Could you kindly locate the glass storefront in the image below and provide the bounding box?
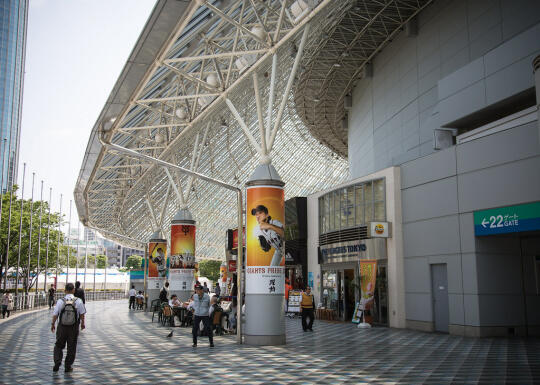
[318,178,385,234]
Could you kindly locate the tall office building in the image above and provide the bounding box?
[0,0,28,192]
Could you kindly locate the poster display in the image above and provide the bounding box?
[287,290,302,313]
[169,224,196,291]
[246,185,285,295]
[148,240,168,289]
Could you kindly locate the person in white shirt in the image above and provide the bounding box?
[128,285,137,310]
[51,283,86,373]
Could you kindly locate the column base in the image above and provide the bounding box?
[244,334,286,346]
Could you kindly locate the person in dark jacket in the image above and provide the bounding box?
[159,282,169,303]
[74,281,85,304]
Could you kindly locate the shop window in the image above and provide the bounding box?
[365,202,373,222]
[374,201,385,221]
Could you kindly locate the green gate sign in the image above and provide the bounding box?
[474,201,540,236]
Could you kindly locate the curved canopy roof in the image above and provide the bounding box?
[75,0,431,257]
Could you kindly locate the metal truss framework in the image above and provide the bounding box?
[295,0,433,157]
[76,0,431,258]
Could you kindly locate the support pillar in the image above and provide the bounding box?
[169,208,196,302]
[147,230,167,304]
[244,163,286,345]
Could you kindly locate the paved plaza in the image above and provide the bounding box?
[0,300,539,384]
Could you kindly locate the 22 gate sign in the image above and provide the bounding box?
[474,202,540,236]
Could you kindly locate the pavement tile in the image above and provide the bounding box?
[1,300,540,384]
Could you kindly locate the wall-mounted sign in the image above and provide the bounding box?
[228,260,237,273]
[319,239,387,264]
[474,201,540,236]
[368,222,391,238]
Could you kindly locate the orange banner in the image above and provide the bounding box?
[148,241,167,278]
[170,224,196,268]
[359,260,377,309]
[246,186,285,267]
[246,185,285,295]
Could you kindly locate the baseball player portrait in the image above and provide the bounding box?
[251,205,285,266]
[151,247,167,277]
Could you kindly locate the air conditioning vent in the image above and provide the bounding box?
[319,226,368,246]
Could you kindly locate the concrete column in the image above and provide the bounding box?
[244,163,286,345]
[147,230,167,304]
[533,55,540,146]
[169,208,196,302]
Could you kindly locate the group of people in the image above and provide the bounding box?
[155,280,240,347]
[128,286,144,310]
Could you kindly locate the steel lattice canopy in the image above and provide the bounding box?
[75,0,430,257]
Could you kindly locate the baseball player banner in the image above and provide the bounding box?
[148,241,168,278]
[246,185,285,295]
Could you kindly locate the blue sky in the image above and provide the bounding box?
[19,0,156,231]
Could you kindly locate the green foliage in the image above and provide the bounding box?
[83,254,107,269]
[125,255,143,270]
[0,186,67,292]
[198,259,221,283]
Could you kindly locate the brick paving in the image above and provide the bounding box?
[0,300,539,384]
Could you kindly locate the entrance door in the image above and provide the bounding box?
[343,269,355,321]
[431,264,449,333]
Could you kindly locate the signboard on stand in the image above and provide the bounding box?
[287,290,302,313]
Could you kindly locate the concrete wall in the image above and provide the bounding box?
[401,119,540,336]
[348,0,540,179]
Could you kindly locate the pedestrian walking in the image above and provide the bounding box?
[2,292,13,318]
[128,285,136,309]
[203,282,209,293]
[301,286,315,332]
[51,282,86,373]
[74,281,86,304]
[214,282,221,297]
[48,285,56,309]
[188,285,213,347]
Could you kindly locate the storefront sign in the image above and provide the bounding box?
[246,185,285,295]
[474,201,540,236]
[287,290,302,313]
[319,239,387,264]
[368,221,391,238]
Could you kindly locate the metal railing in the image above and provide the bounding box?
[5,291,127,312]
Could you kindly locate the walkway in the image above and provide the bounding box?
[0,300,539,384]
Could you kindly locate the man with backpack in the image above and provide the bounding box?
[51,283,86,373]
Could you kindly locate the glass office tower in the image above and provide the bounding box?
[0,0,28,192]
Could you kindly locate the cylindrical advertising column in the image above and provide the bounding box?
[169,208,196,302]
[245,163,286,345]
[147,231,167,303]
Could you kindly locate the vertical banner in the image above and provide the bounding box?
[169,224,196,291]
[246,186,285,295]
[359,260,377,310]
[148,241,167,289]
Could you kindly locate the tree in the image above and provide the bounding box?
[83,254,107,269]
[0,186,68,292]
[125,255,143,270]
[198,259,221,283]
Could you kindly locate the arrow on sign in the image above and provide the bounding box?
[481,218,489,228]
